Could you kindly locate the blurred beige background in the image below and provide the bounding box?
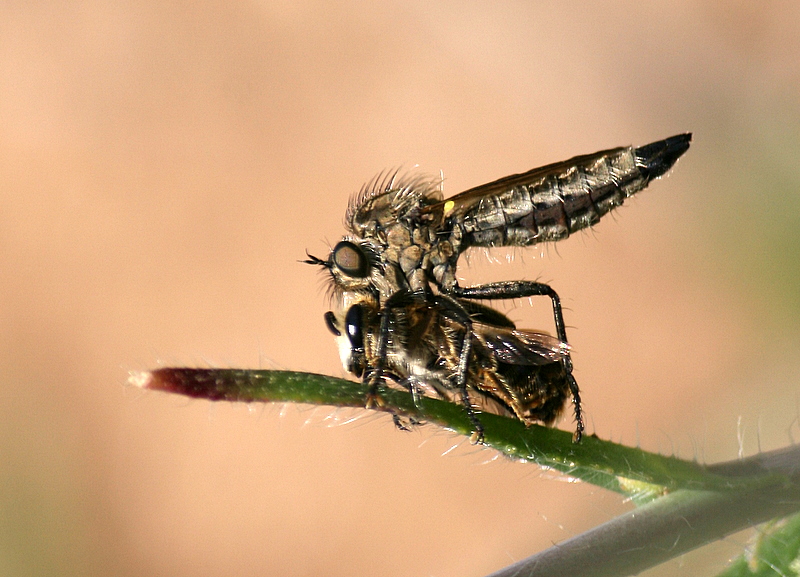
[2,2,800,576]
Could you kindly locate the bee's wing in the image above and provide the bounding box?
[476,323,569,366]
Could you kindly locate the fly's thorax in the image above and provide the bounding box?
[391,219,448,293]
[347,171,443,241]
[344,173,451,297]
[424,239,459,290]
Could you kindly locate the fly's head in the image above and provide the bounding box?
[304,239,389,297]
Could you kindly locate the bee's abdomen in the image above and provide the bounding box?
[458,133,691,248]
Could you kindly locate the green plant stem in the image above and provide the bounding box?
[135,367,800,576]
[136,368,783,496]
[715,511,800,577]
[484,444,800,577]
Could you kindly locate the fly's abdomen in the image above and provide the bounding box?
[453,133,691,248]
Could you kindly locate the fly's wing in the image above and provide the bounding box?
[426,134,691,250]
[475,323,569,366]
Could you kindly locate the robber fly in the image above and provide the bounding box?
[325,291,573,438]
[306,134,691,442]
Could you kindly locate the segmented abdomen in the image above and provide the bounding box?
[453,133,691,248]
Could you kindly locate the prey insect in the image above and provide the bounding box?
[306,134,691,442]
[325,292,572,441]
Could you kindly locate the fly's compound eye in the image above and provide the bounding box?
[323,311,340,336]
[332,241,370,278]
[344,304,365,354]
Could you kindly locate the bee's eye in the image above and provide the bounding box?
[344,304,364,353]
[323,311,340,336]
[332,241,369,278]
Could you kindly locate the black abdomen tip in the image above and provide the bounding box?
[634,133,692,181]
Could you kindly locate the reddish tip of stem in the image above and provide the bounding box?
[133,368,244,401]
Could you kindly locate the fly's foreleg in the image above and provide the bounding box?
[365,290,408,409]
[364,290,429,435]
[448,281,584,442]
[364,304,391,410]
[432,294,485,444]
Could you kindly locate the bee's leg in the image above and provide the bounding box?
[432,294,485,444]
[448,281,584,442]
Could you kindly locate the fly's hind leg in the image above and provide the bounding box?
[448,281,584,442]
[561,357,584,442]
[392,414,422,431]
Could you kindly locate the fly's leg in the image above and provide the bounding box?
[399,375,423,407]
[432,294,485,444]
[449,281,568,339]
[448,281,584,442]
[364,292,402,410]
[564,366,583,443]
[392,414,422,430]
[364,290,423,421]
[365,291,425,432]
[392,376,425,431]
